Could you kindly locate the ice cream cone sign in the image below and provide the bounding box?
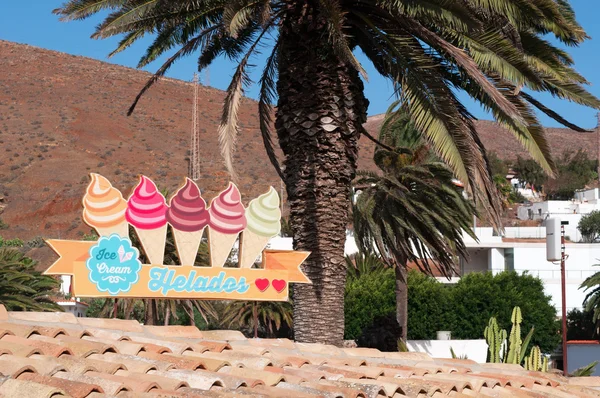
[167,178,209,266]
[207,182,246,268]
[125,175,168,265]
[239,187,281,268]
[82,174,128,238]
[45,173,310,301]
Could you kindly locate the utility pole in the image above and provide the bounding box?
[190,73,200,181]
[561,222,568,374]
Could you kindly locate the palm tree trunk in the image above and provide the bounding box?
[144,299,157,325]
[253,302,258,339]
[188,301,195,326]
[124,300,134,320]
[164,303,171,326]
[395,266,408,343]
[276,1,368,346]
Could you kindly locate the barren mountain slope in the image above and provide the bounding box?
[0,40,597,244]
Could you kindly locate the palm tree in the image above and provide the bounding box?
[54,0,599,345]
[221,300,293,338]
[0,248,62,312]
[353,114,476,342]
[581,264,600,325]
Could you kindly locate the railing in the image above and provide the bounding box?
[485,268,596,280]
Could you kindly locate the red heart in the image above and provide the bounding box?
[272,279,287,293]
[255,278,270,292]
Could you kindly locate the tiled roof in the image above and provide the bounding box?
[0,305,599,397]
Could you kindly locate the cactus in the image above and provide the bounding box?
[506,307,523,364]
[484,317,507,363]
[524,346,545,372]
[542,356,548,372]
[485,306,547,370]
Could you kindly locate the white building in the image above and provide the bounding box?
[57,275,88,317]
[54,298,88,318]
[516,188,600,241]
[461,227,599,316]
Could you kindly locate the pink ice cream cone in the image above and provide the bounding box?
[208,182,246,268]
[167,178,210,266]
[126,176,168,265]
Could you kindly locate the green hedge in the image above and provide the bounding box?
[345,270,561,352]
[344,267,395,340]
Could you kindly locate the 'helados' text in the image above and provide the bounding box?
[148,267,250,295]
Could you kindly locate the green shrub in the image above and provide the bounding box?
[344,267,395,340]
[567,308,599,341]
[451,272,560,353]
[0,236,24,247]
[407,271,456,340]
[578,211,600,243]
[344,268,560,352]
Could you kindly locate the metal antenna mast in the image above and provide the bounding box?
[190,73,200,181]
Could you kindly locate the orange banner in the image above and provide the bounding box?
[45,239,310,301]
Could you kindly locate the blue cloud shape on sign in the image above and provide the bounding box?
[86,234,142,295]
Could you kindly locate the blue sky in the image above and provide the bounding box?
[1,1,599,128]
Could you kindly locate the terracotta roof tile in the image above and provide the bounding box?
[0,354,67,376]
[139,351,204,371]
[88,352,158,373]
[30,334,117,357]
[126,335,190,354]
[116,369,189,390]
[144,325,204,339]
[16,372,103,397]
[7,311,77,324]
[53,370,132,395]
[83,335,146,355]
[0,377,69,397]
[1,334,73,357]
[0,322,40,338]
[198,330,247,341]
[49,354,126,374]
[0,305,596,397]
[77,317,145,333]
[0,340,42,358]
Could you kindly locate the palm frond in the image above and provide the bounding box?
[257,41,283,180]
[127,25,219,115]
[218,26,269,179]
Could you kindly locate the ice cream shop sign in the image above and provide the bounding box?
[44,174,310,300]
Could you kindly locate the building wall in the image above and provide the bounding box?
[489,249,505,275]
[57,303,87,318]
[407,339,487,363]
[462,248,490,274]
[567,343,600,376]
[464,242,600,316]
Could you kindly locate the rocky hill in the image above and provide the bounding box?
[364,114,599,162]
[0,40,597,244]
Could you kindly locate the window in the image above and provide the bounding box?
[504,248,514,271]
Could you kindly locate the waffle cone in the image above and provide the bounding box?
[238,230,272,268]
[133,224,167,265]
[208,229,239,268]
[172,227,205,266]
[94,221,129,239]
